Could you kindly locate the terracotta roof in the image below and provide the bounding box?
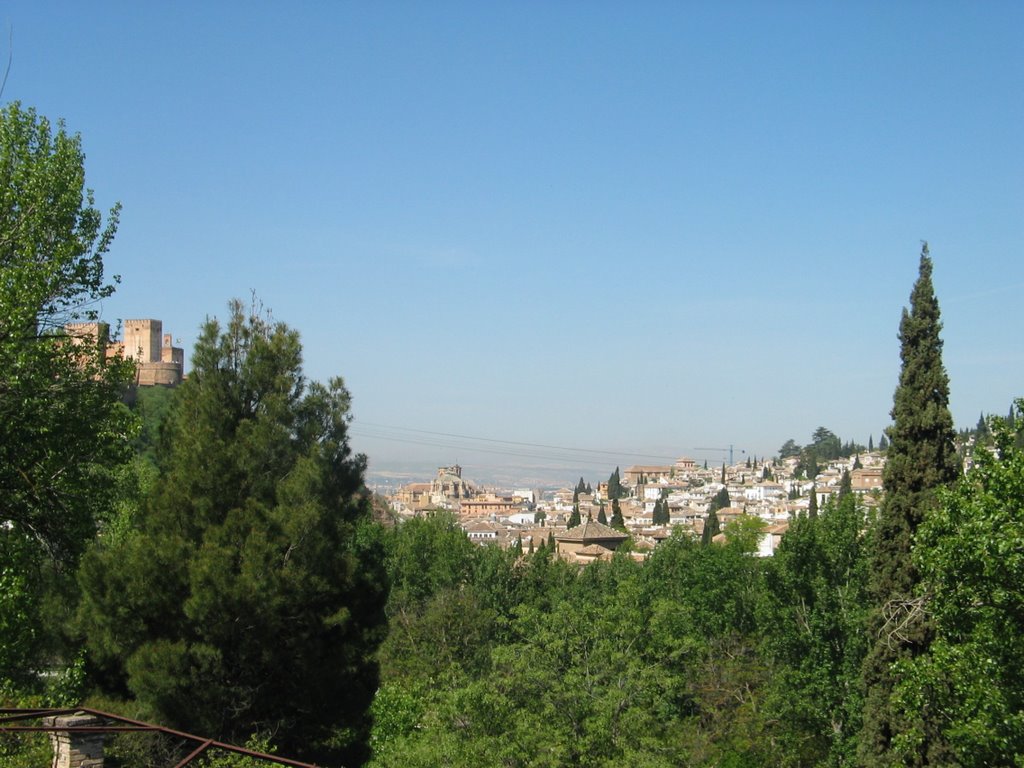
[577,543,614,556]
[556,519,629,542]
[463,520,504,532]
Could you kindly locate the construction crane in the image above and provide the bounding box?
[694,445,746,465]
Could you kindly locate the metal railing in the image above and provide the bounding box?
[0,707,322,768]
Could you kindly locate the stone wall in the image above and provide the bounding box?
[44,713,105,768]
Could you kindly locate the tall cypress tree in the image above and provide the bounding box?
[568,502,581,528]
[839,469,853,499]
[607,467,622,500]
[609,497,625,530]
[859,245,960,766]
[701,507,720,545]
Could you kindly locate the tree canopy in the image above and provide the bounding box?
[0,102,133,691]
[0,101,132,567]
[893,405,1024,764]
[77,300,388,766]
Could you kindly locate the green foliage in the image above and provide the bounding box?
[892,405,1024,765]
[811,427,842,461]
[709,486,730,515]
[0,531,41,688]
[860,244,960,766]
[383,512,475,606]
[722,515,764,554]
[702,507,720,546]
[376,513,523,687]
[0,687,50,768]
[760,492,871,766]
[652,491,670,526]
[795,449,819,480]
[77,300,388,767]
[0,101,133,567]
[368,681,427,763]
[132,384,176,466]
[839,469,853,498]
[609,497,625,530]
[0,102,134,698]
[370,543,769,767]
[607,466,622,500]
[196,734,278,768]
[778,439,802,459]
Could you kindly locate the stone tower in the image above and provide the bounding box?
[123,319,162,363]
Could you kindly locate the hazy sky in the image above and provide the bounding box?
[7,2,1022,479]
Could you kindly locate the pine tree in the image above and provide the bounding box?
[77,300,388,766]
[808,483,818,519]
[869,434,875,452]
[597,502,607,525]
[879,433,889,451]
[859,244,960,767]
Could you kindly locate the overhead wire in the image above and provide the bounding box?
[349,421,680,469]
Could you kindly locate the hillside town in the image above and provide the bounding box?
[388,452,886,562]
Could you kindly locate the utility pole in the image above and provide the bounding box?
[694,445,746,465]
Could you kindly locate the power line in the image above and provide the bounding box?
[353,421,678,462]
[349,429,628,469]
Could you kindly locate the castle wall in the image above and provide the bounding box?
[136,361,182,387]
[123,319,162,363]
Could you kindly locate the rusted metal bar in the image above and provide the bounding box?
[171,738,214,768]
[0,707,325,768]
[2,724,156,732]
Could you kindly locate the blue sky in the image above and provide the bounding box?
[7,2,1022,479]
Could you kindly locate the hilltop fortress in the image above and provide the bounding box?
[66,318,184,387]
